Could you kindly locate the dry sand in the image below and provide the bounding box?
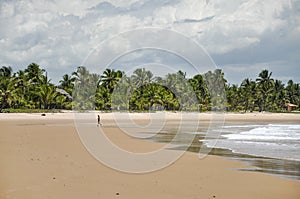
[0,112,299,199]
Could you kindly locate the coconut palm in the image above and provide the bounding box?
[37,83,58,109]
[0,66,13,109]
[270,80,286,110]
[96,69,123,110]
[11,70,28,108]
[188,74,209,111]
[24,63,45,84]
[204,69,227,110]
[131,68,153,88]
[110,74,135,110]
[72,66,100,110]
[100,68,122,93]
[1,63,299,112]
[23,63,47,108]
[256,69,274,111]
[286,80,300,106]
[0,66,12,77]
[240,78,256,112]
[129,68,154,110]
[59,74,75,95]
[226,84,241,111]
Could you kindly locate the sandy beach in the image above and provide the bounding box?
[0,112,299,199]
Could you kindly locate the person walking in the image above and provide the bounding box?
[97,115,102,126]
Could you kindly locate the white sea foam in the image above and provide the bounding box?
[203,124,300,161]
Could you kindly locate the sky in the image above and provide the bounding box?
[0,0,299,85]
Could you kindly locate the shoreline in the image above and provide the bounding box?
[1,113,300,198]
[1,111,300,121]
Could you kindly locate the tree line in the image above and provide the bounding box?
[0,63,299,112]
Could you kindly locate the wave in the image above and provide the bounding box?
[202,124,300,161]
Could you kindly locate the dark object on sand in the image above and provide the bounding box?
[97,115,102,126]
[41,113,46,116]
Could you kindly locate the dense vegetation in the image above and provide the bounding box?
[0,63,299,112]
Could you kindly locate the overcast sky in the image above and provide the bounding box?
[0,0,299,84]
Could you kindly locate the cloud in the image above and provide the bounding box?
[221,60,300,85]
[0,0,299,84]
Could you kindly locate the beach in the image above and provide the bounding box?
[0,112,299,199]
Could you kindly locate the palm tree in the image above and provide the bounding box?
[37,83,58,109]
[226,84,241,111]
[0,66,13,109]
[109,74,135,111]
[271,80,286,110]
[97,69,123,110]
[1,64,298,113]
[72,66,100,110]
[128,83,174,111]
[56,74,74,109]
[286,80,300,106]
[59,74,75,95]
[72,66,90,85]
[188,74,209,111]
[240,78,256,112]
[204,69,227,110]
[162,71,189,110]
[95,84,109,110]
[163,73,177,92]
[24,63,45,84]
[11,70,27,108]
[129,68,154,110]
[0,66,12,77]
[256,69,274,112]
[55,95,68,109]
[22,63,47,108]
[131,68,153,88]
[100,68,122,93]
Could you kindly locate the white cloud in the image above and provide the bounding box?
[107,0,142,8]
[169,0,294,54]
[221,59,300,85]
[0,0,299,83]
[0,1,15,18]
[152,6,177,26]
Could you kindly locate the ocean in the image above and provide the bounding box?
[150,122,300,181]
[200,123,300,181]
[203,124,300,161]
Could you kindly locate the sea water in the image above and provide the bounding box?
[198,123,300,181]
[203,124,300,161]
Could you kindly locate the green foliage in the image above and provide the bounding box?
[0,63,73,111]
[72,66,100,111]
[129,83,180,111]
[0,64,299,113]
